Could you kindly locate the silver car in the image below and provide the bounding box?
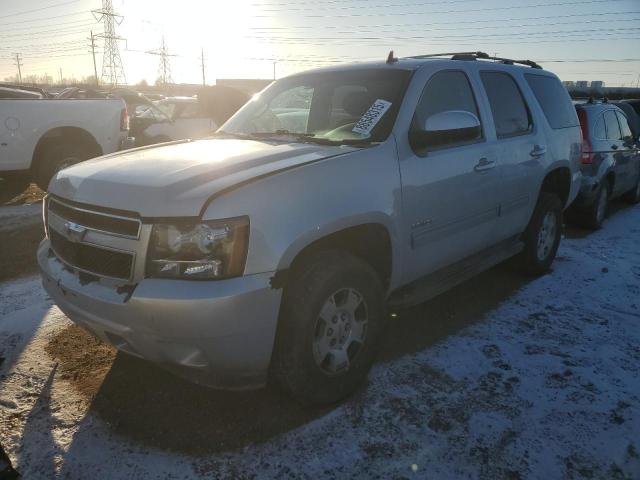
[39,52,582,404]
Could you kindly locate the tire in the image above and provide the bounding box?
[622,174,640,204]
[271,250,385,405]
[518,192,563,276]
[33,144,92,191]
[583,182,609,229]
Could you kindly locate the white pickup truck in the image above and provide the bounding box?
[0,98,134,191]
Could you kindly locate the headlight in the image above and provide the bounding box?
[146,217,249,280]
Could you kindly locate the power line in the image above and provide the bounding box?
[0,25,95,39]
[259,0,480,12]
[254,0,630,18]
[0,18,92,33]
[248,26,640,42]
[0,10,88,27]
[0,0,83,20]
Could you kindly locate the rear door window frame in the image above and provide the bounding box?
[410,68,485,155]
[479,70,534,140]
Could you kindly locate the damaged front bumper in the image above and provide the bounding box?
[38,239,282,390]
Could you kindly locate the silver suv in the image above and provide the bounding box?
[39,52,582,404]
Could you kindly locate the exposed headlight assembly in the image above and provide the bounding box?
[146,217,249,280]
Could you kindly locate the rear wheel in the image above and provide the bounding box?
[623,174,640,204]
[271,251,385,405]
[33,144,93,191]
[583,182,609,229]
[518,192,563,276]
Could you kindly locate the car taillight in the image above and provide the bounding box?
[120,108,129,131]
[577,108,593,164]
[580,140,594,164]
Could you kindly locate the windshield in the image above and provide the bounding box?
[219,68,412,145]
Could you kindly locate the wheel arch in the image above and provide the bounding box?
[539,166,571,207]
[31,126,102,169]
[275,219,395,292]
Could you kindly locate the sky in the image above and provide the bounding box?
[0,0,639,86]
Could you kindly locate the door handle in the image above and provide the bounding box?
[474,157,496,172]
[530,145,547,157]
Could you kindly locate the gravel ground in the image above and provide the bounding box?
[0,204,638,479]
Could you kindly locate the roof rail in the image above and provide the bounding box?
[405,51,542,69]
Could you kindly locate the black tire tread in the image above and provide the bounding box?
[271,250,384,405]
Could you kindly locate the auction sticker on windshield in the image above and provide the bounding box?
[352,99,392,135]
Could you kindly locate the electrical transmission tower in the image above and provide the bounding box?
[92,0,126,86]
[147,36,176,85]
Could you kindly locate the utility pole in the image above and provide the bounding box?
[59,68,63,84]
[93,0,127,86]
[88,31,99,86]
[200,47,206,86]
[273,61,276,80]
[13,53,23,83]
[146,35,176,85]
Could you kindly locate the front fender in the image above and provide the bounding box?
[200,140,404,287]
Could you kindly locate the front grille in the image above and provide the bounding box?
[49,197,140,238]
[49,229,134,280]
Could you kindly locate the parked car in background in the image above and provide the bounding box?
[570,100,640,228]
[622,98,640,117]
[613,100,640,139]
[0,97,134,191]
[132,86,250,146]
[39,52,582,404]
[0,86,44,99]
[140,96,217,144]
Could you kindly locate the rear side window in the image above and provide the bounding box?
[604,110,622,140]
[414,70,480,122]
[593,114,607,139]
[525,74,579,129]
[480,72,531,138]
[616,111,633,141]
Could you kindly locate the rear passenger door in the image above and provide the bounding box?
[615,110,640,192]
[478,71,545,240]
[603,109,630,195]
[398,70,501,282]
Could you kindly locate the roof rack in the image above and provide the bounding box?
[405,51,542,69]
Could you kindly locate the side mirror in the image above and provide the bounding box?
[410,110,481,151]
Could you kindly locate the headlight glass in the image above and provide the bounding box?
[146,217,249,280]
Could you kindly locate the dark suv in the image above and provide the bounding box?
[571,100,640,228]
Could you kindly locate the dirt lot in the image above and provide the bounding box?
[0,203,638,479]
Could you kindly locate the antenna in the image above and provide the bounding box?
[93,0,127,86]
[386,50,398,64]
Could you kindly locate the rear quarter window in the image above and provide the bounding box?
[525,74,579,129]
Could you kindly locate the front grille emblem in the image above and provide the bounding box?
[64,221,87,243]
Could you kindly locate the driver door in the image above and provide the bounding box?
[399,70,502,283]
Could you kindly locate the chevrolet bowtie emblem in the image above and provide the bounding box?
[64,221,87,243]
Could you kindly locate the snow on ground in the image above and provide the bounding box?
[1,205,639,479]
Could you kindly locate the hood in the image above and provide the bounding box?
[49,138,355,217]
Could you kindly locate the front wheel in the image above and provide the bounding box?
[271,251,385,405]
[518,192,563,276]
